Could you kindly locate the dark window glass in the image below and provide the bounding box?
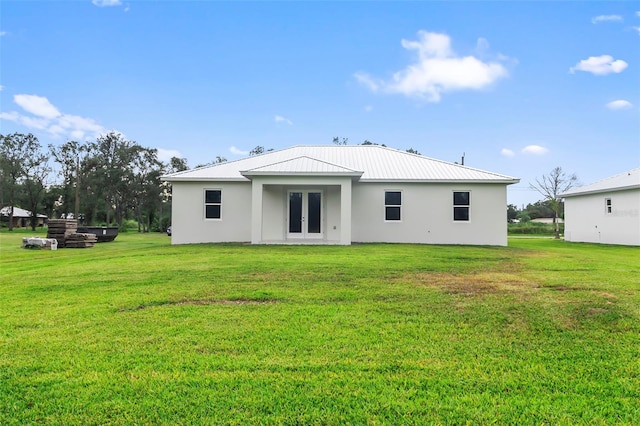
[454,207,469,221]
[206,205,221,219]
[205,190,221,204]
[289,192,302,233]
[385,191,402,205]
[386,206,401,221]
[453,191,470,205]
[307,192,321,233]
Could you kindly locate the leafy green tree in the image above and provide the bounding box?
[50,140,90,219]
[333,137,348,145]
[250,146,265,156]
[89,131,141,227]
[130,148,163,232]
[22,149,51,231]
[406,148,421,155]
[0,133,43,231]
[507,204,520,221]
[530,166,578,239]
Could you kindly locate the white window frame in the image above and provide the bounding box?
[384,190,402,222]
[453,191,470,222]
[204,189,222,220]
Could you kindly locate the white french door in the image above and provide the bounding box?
[287,190,323,239]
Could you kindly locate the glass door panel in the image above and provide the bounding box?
[287,190,323,239]
[307,192,321,234]
[288,192,303,234]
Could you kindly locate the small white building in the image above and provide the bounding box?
[561,168,640,246]
[162,145,519,246]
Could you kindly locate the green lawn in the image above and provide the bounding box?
[1,230,639,425]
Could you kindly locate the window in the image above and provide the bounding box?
[205,189,221,219]
[605,198,612,214]
[453,191,470,221]
[385,191,401,221]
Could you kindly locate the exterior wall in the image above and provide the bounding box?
[259,184,342,242]
[351,182,508,246]
[170,181,252,244]
[564,189,640,246]
[171,179,510,246]
[250,176,351,244]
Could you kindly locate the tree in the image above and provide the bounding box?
[530,166,578,239]
[130,147,163,232]
[89,131,141,227]
[0,133,43,231]
[406,148,421,155]
[507,204,520,222]
[215,156,227,163]
[333,137,348,145]
[50,140,90,219]
[22,148,51,230]
[250,146,265,156]
[169,156,188,173]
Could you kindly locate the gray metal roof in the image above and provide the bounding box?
[163,145,519,183]
[241,156,363,177]
[561,168,640,197]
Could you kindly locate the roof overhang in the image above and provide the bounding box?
[561,184,640,198]
[240,156,364,180]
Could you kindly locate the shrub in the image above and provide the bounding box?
[508,222,564,235]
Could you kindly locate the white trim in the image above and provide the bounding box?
[204,188,222,220]
[384,189,403,222]
[453,190,471,223]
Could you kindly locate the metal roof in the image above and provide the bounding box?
[0,206,47,218]
[561,168,640,197]
[163,145,519,183]
[241,156,363,177]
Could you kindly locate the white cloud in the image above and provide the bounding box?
[0,31,6,36]
[14,94,61,119]
[501,148,515,157]
[355,30,510,102]
[274,115,293,125]
[591,15,623,24]
[637,11,640,17]
[0,94,106,140]
[229,146,249,155]
[364,105,373,112]
[522,145,548,155]
[92,0,122,6]
[606,100,633,110]
[157,148,183,163]
[633,26,640,35]
[569,55,628,75]
[0,85,4,91]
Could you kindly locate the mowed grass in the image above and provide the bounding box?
[1,231,639,425]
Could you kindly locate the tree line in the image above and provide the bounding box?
[0,132,190,232]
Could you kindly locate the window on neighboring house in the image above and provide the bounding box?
[605,198,612,214]
[453,191,470,221]
[205,189,222,219]
[385,191,402,221]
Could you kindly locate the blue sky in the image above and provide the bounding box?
[1,1,638,207]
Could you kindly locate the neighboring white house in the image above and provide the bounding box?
[162,145,519,246]
[0,206,48,228]
[560,168,640,246]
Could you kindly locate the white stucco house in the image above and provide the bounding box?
[162,145,519,246]
[560,168,640,246]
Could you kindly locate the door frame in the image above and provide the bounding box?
[286,189,324,240]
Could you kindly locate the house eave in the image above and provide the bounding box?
[361,178,520,184]
[561,184,640,198]
[161,176,249,183]
[240,171,364,179]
